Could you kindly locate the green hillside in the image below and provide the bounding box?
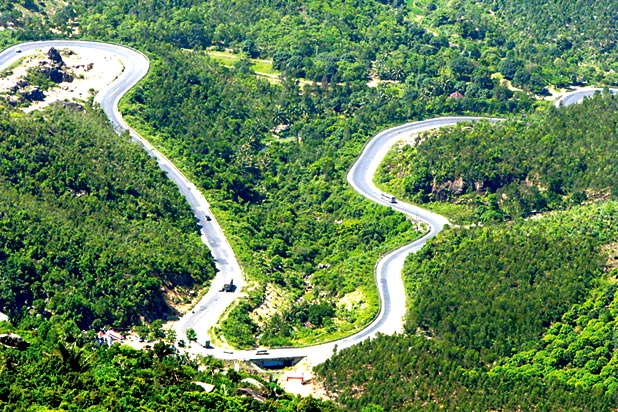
[316,201,618,410]
[0,0,617,410]
[0,321,340,411]
[377,92,618,223]
[0,107,214,330]
[119,48,424,348]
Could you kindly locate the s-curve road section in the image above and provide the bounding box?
[2,42,482,364]
[2,42,601,366]
[0,41,245,348]
[189,117,503,365]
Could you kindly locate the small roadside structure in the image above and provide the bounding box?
[97,329,125,345]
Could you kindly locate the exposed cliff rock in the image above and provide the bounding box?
[433,177,466,200]
[19,86,45,102]
[0,333,30,351]
[47,47,64,65]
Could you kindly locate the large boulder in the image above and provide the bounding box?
[39,64,64,83]
[38,60,74,83]
[20,86,45,102]
[47,47,64,65]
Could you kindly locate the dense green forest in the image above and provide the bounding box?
[316,201,618,410]
[0,320,341,411]
[405,202,618,362]
[0,0,596,348]
[316,333,617,411]
[65,0,548,347]
[0,0,73,41]
[377,93,618,222]
[121,48,425,348]
[75,0,618,91]
[415,0,618,85]
[494,282,618,392]
[1,0,618,409]
[0,106,214,330]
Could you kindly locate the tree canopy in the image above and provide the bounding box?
[0,106,215,330]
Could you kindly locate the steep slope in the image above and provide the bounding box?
[377,92,618,222]
[315,200,618,411]
[0,106,214,329]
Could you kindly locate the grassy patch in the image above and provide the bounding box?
[419,201,477,224]
[204,50,279,75]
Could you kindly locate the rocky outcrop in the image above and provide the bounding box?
[47,47,64,65]
[38,62,74,83]
[433,177,467,201]
[19,86,45,102]
[37,48,74,83]
[431,178,493,201]
[59,101,85,111]
[4,48,76,106]
[0,333,30,351]
[9,79,29,93]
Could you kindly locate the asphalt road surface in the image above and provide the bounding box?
[0,41,601,365]
[0,41,245,351]
[555,87,618,107]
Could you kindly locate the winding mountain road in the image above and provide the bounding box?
[555,87,618,107]
[0,41,245,350]
[0,41,605,365]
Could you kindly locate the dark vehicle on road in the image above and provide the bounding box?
[221,279,235,292]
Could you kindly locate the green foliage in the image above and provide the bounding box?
[116,45,433,346]
[0,320,341,411]
[71,0,613,351]
[0,1,75,38]
[186,328,197,342]
[220,302,259,349]
[315,333,617,411]
[316,201,618,410]
[0,106,214,329]
[24,66,56,91]
[1,0,616,407]
[493,280,618,394]
[378,93,618,221]
[75,0,618,90]
[406,202,618,363]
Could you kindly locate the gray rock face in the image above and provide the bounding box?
[20,86,45,102]
[39,64,73,83]
[433,177,467,200]
[47,47,64,65]
[0,333,30,351]
[38,48,73,83]
[39,64,64,83]
[59,101,84,111]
